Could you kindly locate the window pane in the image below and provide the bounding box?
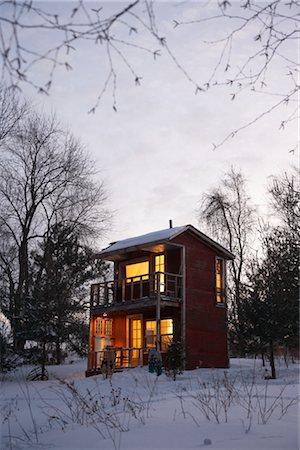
[216,258,224,303]
[161,319,173,335]
[155,254,165,292]
[105,319,112,335]
[95,318,102,334]
[126,261,149,282]
[161,335,173,351]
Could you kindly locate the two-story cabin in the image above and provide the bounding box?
[86,224,234,376]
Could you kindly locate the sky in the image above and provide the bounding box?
[7,0,298,250]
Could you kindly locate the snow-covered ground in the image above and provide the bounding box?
[1,358,299,450]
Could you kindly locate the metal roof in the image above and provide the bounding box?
[97,225,234,260]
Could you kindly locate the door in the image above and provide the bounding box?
[128,315,142,366]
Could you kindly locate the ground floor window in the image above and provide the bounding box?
[95,317,113,336]
[145,318,174,351]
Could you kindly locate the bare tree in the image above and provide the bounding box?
[198,167,256,355]
[0,106,108,350]
[0,1,163,112]
[173,0,299,150]
[268,168,300,236]
[0,85,29,145]
[0,0,298,145]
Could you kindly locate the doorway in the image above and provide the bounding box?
[127,314,143,366]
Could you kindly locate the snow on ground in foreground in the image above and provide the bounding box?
[1,358,299,450]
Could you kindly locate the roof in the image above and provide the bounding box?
[97,225,234,260]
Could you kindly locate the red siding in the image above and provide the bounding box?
[172,230,229,369]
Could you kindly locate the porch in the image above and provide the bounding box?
[90,271,183,309]
[86,347,144,376]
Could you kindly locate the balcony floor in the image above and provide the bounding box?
[91,295,181,313]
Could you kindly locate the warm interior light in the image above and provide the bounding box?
[216,258,224,302]
[161,319,173,335]
[155,254,165,292]
[126,261,149,282]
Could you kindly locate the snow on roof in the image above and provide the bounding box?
[99,225,187,255]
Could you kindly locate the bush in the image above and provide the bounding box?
[164,340,185,381]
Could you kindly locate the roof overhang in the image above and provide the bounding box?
[95,224,234,262]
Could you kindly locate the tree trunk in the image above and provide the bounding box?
[41,340,47,381]
[269,341,276,379]
[13,238,29,351]
[56,337,62,365]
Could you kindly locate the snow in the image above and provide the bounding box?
[1,358,299,450]
[98,226,187,255]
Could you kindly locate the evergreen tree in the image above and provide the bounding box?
[243,228,299,378]
[25,223,108,367]
[164,340,185,381]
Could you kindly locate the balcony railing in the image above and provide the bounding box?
[91,347,144,370]
[91,271,182,308]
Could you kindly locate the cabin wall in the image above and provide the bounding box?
[172,231,229,370]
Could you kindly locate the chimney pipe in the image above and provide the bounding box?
[169,219,173,229]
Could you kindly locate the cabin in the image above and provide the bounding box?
[86,224,234,376]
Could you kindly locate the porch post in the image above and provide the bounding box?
[156,272,161,352]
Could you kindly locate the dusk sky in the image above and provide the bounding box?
[18,1,298,249]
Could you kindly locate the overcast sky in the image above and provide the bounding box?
[18,1,298,249]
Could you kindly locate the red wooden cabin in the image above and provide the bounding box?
[86,224,234,376]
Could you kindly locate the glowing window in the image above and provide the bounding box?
[126,261,149,282]
[105,319,113,336]
[95,318,103,334]
[95,318,113,335]
[145,318,173,351]
[155,254,165,292]
[161,319,173,335]
[216,258,225,303]
[145,320,156,348]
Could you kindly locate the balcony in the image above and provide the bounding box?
[90,271,183,310]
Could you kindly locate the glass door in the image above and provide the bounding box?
[128,315,142,366]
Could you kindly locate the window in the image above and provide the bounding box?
[105,319,113,336]
[95,317,103,334]
[145,320,156,348]
[126,261,149,282]
[161,318,173,351]
[145,318,173,351]
[155,254,165,292]
[216,258,225,303]
[95,318,112,335]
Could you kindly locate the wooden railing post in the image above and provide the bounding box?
[122,279,126,302]
[139,277,143,298]
[156,272,161,352]
[128,348,132,367]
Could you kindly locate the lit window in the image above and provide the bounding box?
[155,254,165,292]
[126,261,149,282]
[216,258,225,303]
[145,320,156,348]
[161,319,173,335]
[95,317,103,334]
[145,318,173,351]
[161,318,173,351]
[95,318,113,335]
[105,319,113,336]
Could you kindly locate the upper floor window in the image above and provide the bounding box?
[216,257,225,304]
[155,254,165,292]
[126,261,149,282]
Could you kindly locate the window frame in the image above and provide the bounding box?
[123,258,150,283]
[95,317,113,336]
[154,253,165,292]
[144,318,174,352]
[215,256,226,305]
